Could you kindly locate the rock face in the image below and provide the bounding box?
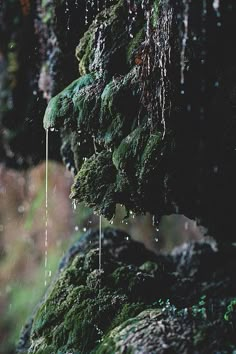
[1,1,236,351]
[0,0,110,168]
[1,0,236,239]
[17,228,236,353]
[42,0,236,242]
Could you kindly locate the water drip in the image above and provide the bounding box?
[180,0,190,85]
[45,129,49,288]
[99,215,102,272]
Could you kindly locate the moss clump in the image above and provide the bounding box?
[40,0,169,220]
[19,232,236,353]
[126,28,145,67]
[70,151,117,219]
[76,0,133,78]
[100,68,140,146]
[43,74,95,130]
[27,229,165,354]
[224,298,236,323]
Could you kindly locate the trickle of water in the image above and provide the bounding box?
[99,215,102,272]
[45,129,49,288]
[213,0,220,13]
[180,0,190,85]
[92,24,105,75]
[72,199,77,210]
[65,0,70,30]
[156,4,172,139]
[126,0,138,38]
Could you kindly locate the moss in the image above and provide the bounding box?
[39,0,168,220]
[70,151,117,219]
[76,0,131,78]
[27,230,161,353]
[100,68,140,146]
[73,80,104,133]
[224,298,236,322]
[112,126,148,172]
[43,74,95,130]
[139,261,159,274]
[126,28,145,67]
[152,0,159,28]
[109,302,146,331]
[96,309,163,354]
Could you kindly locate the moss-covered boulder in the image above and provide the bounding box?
[18,228,236,353]
[41,0,236,242]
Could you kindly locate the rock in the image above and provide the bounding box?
[18,229,236,353]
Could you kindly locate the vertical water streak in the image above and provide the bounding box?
[99,215,102,271]
[213,0,220,14]
[155,3,173,138]
[213,0,221,26]
[45,129,49,288]
[180,0,190,85]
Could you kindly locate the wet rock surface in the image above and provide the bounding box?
[17,228,236,353]
[1,0,236,238]
[42,0,236,242]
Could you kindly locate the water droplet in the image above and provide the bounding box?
[18,205,25,213]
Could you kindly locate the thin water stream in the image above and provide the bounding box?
[99,215,102,271]
[45,129,49,288]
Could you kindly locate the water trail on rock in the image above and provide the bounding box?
[99,215,102,271]
[155,1,172,138]
[180,0,190,85]
[45,129,49,288]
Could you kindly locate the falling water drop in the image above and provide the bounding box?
[213,0,220,13]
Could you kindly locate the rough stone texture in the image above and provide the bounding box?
[42,0,236,242]
[17,228,236,353]
[1,1,236,351]
[0,0,114,168]
[1,0,236,240]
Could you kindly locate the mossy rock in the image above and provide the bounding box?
[19,232,236,353]
[43,74,95,130]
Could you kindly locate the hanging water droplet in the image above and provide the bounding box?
[72,200,77,210]
[18,205,25,213]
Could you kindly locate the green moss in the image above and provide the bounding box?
[96,309,162,354]
[112,126,148,172]
[224,298,236,322]
[100,68,140,146]
[76,0,130,78]
[139,261,159,273]
[152,0,159,28]
[40,0,168,220]
[43,74,95,130]
[73,80,104,132]
[109,302,146,330]
[28,237,160,354]
[126,28,145,66]
[70,151,117,219]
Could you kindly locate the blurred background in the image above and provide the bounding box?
[0,158,205,354]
